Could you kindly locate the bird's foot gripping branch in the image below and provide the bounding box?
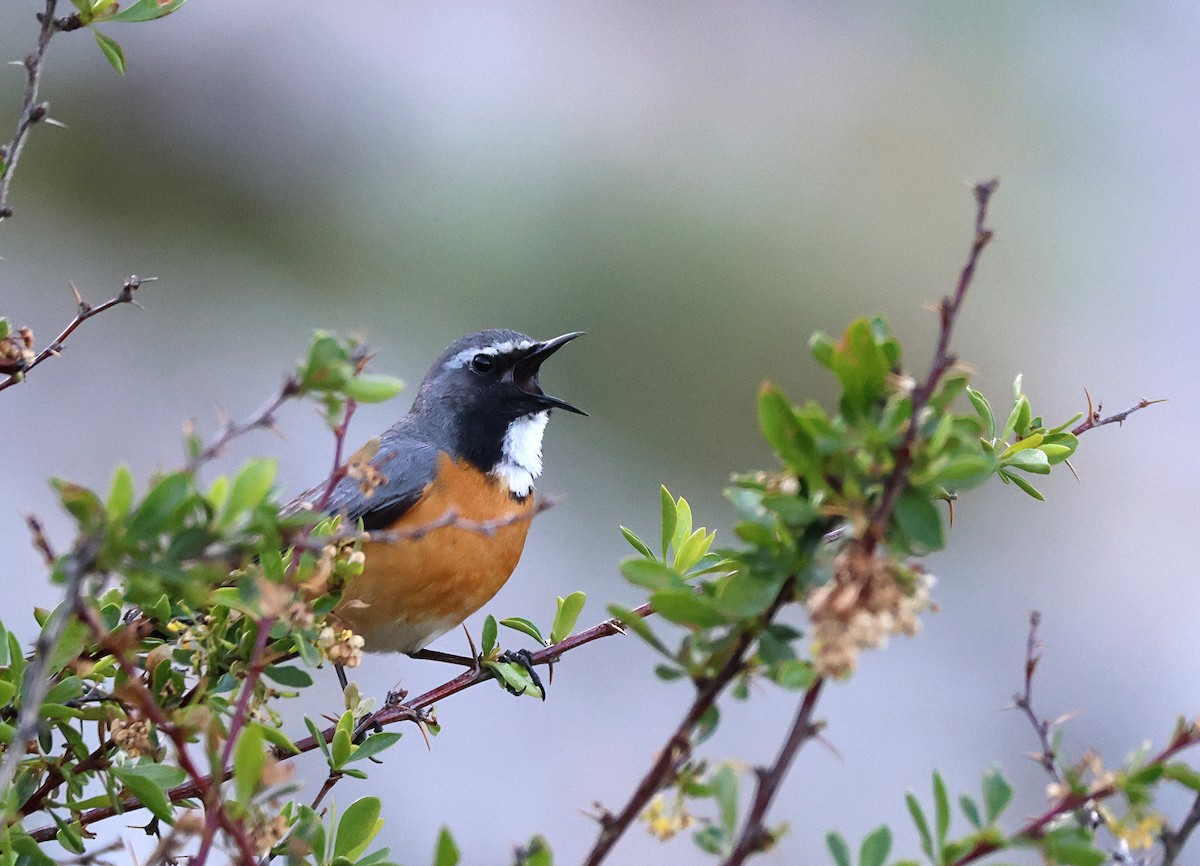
[0,182,1177,866]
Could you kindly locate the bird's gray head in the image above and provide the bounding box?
[411,329,586,495]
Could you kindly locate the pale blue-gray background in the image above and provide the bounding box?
[1,4,1196,864]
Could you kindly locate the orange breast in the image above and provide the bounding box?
[337,453,535,654]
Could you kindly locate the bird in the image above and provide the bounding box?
[291,329,585,694]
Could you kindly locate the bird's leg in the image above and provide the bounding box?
[336,663,348,691]
[496,648,546,701]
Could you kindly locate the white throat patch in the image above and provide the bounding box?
[492,411,549,497]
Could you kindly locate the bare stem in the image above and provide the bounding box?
[0,0,59,221]
[0,276,150,394]
[1012,610,1061,781]
[1071,394,1165,437]
[722,677,826,865]
[862,180,997,553]
[185,375,301,471]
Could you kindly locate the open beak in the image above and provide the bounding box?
[514,331,587,415]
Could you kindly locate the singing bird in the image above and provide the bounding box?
[293,329,585,690]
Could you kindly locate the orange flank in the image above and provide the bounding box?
[337,452,535,654]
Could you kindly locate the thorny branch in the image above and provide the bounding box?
[28,602,657,844]
[1013,610,1062,782]
[0,0,60,221]
[184,375,302,471]
[0,276,150,393]
[1071,392,1165,437]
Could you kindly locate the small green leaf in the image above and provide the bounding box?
[671,497,694,557]
[345,732,402,763]
[550,591,586,643]
[263,664,313,689]
[982,768,1013,823]
[859,825,892,866]
[344,373,404,403]
[906,792,933,861]
[106,465,135,520]
[331,727,353,768]
[893,489,946,552]
[620,526,655,560]
[933,772,950,847]
[660,486,678,559]
[621,558,686,591]
[711,765,739,837]
[1165,762,1200,791]
[499,617,545,645]
[487,660,542,699]
[481,615,497,657]
[112,767,172,822]
[434,827,460,866]
[335,796,383,859]
[649,589,728,628]
[107,0,188,21]
[1000,469,1045,501]
[1041,827,1106,866]
[826,832,852,866]
[674,528,713,573]
[1003,448,1051,475]
[959,794,982,830]
[220,458,277,528]
[233,723,265,805]
[91,27,125,73]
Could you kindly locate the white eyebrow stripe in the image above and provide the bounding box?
[444,339,536,369]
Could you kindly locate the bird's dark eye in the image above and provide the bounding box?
[470,353,494,373]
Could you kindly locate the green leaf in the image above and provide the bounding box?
[649,589,728,628]
[672,497,694,557]
[1003,448,1051,475]
[233,723,265,805]
[1002,395,1031,440]
[499,617,545,645]
[933,772,950,848]
[127,472,193,541]
[434,827,460,866]
[711,765,739,837]
[607,604,670,657]
[51,480,105,531]
[860,825,892,866]
[112,766,173,822]
[660,486,678,559]
[335,796,382,859]
[1041,828,1106,866]
[106,465,135,520]
[982,768,1013,823]
[620,526,655,560]
[893,489,946,552]
[346,732,402,763]
[550,591,587,643]
[107,0,188,21]
[263,664,314,689]
[487,660,542,699]
[220,458,277,528]
[906,792,933,862]
[1165,762,1200,791]
[936,453,995,488]
[826,832,852,866]
[959,794,982,830]
[344,373,404,403]
[999,469,1044,501]
[256,722,300,755]
[674,528,714,573]
[91,28,125,74]
[829,317,894,419]
[481,615,497,657]
[621,558,687,591]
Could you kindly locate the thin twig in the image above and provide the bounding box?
[0,276,150,393]
[1162,792,1200,866]
[185,375,301,471]
[580,582,797,866]
[863,179,997,553]
[0,532,102,801]
[1071,394,1165,437]
[0,0,59,221]
[27,602,656,843]
[722,677,826,865]
[1012,610,1061,781]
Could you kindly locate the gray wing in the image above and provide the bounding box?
[286,425,441,531]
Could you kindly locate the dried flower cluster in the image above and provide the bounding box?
[807,544,935,678]
[110,716,154,758]
[640,794,696,841]
[317,626,365,668]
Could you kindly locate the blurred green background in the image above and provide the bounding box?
[2,3,1196,864]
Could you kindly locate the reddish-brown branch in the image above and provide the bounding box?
[1162,792,1200,866]
[0,276,149,393]
[185,375,301,471]
[28,602,655,843]
[949,721,1200,866]
[1012,611,1061,782]
[862,180,997,553]
[722,677,826,865]
[1071,395,1165,437]
[581,582,797,866]
[0,0,59,221]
